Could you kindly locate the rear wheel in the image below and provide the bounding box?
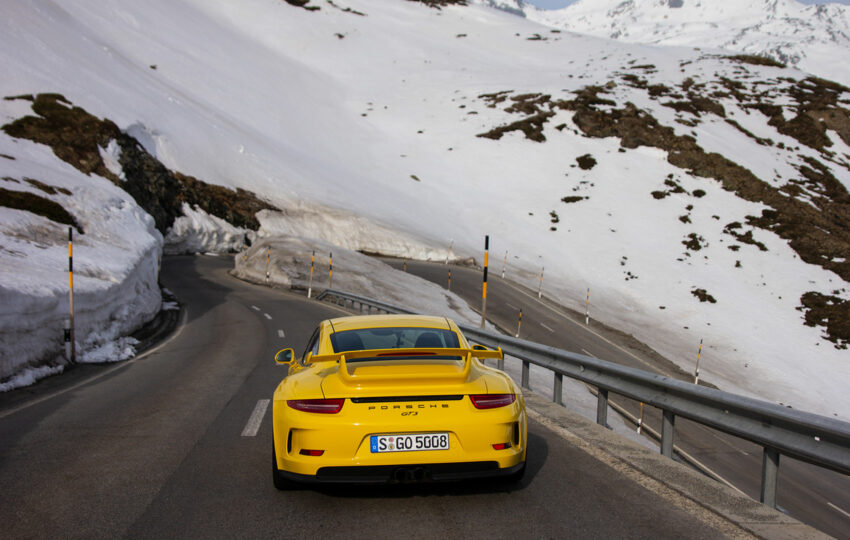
[272,444,297,490]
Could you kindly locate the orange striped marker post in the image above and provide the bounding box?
[501,250,508,279]
[694,339,703,384]
[585,288,590,325]
[480,235,489,329]
[67,227,76,364]
[307,250,315,298]
[265,247,271,283]
[516,308,523,338]
[537,266,545,299]
[329,252,333,289]
[403,259,407,272]
[447,269,452,291]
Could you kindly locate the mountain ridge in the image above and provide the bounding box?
[484,0,850,86]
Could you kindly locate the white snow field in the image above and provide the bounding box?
[0,1,848,421]
[519,0,850,87]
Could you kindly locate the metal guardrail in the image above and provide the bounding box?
[315,289,850,508]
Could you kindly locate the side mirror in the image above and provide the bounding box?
[472,344,489,351]
[275,348,294,366]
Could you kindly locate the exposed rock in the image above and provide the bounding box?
[2,94,277,235]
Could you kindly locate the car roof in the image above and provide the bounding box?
[327,314,454,333]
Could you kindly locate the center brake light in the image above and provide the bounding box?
[287,399,345,414]
[469,394,516,409]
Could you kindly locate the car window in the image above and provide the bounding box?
[301,328,320,362]
[330,327,460,353]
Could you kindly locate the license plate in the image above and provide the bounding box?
[370,433,449,453]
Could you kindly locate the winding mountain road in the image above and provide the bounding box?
[0,255,743,539]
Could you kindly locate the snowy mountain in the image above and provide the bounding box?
[1,0,849,420]
[524,0,850,87]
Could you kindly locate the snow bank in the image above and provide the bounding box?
[0,131,162,386]
[164,202,252,255]
[256,208,458,263]
[233,235,481,326]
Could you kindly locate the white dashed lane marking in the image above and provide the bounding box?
[251,305,260,311]
[828,502,850,519]
[540,323,555,333]
[264,313,272,320]
[241,399,270,437]
[278,329,285,338]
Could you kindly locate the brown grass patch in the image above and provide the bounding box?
[0,186,81,231]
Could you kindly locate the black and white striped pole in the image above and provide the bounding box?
[445,240,453,265]
[516,308,522,338]
[67,227,76,364]
[694,339,703,384]
[537,266,544,299]
[480,235,489,329]
[637,402,644,434]
[307,250,315,298]
[585,288,590,325]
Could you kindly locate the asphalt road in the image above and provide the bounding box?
[384,258,850,540]
[0,255,742,539]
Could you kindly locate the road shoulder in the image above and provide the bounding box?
[525,392,827,540]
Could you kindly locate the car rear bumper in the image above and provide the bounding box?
[278,460,525,484]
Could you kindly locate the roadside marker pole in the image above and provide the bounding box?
[67,227,76,364]
[537,267,544,299]
[481,235,489,329]
[403,259,407,272]
[445,240,453,265]
[637,402,644,434]
[585,288,590,325]
[501,250,507,279]
[307,251,315,298]
[694,339,703,384]
[516,309,522,338]
[447,269,452,291]
[265,247,271,282]
[329,252,333,289]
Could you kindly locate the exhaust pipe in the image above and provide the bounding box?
[393,468,408,483]
[392,467,429,483]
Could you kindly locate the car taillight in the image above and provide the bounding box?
[469,394,516,409]
[492,442,512,450]
[287,399,344,413]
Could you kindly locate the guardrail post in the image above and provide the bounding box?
[761,447,780,509]
[521,360,530,388]
[553,373,563,406]
[661,410,676,458]
[596,388,608,427]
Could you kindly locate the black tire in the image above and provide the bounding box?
[272,444,296,491]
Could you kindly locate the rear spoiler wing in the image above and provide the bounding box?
[308,346,503,384]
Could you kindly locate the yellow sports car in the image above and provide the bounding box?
[272,314,527,488]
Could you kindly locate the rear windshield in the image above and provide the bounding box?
[330,327,460,353]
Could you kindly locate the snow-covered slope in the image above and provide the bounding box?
[1,0,848,421]
[524,0,850,87]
